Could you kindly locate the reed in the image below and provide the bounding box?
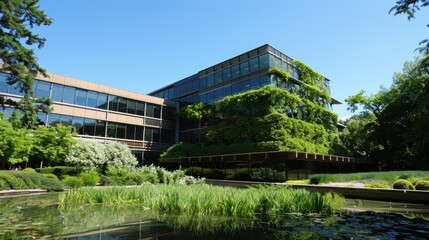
[309,171,429,184]
[58,184,343,217]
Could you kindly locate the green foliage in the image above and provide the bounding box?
[0,0,53,128]
[0,170,63,191]
[364,182,390,189]
[309,171,429,184]
[346,57,429,169]
[42,173,59,181]
[414,180,429,190]
[65,140,106,170]
[31,124,77,166]
[78,171,100,186]
[59,185,344,215]
[23,167,36,173]
[62,176,83,188]
[104,141,138,171]
[393,179,415,190]
[36,166,78,179]
[0,117,32,166]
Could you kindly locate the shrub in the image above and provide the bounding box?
[364,181,390,189]
[23,167,36,173]
[123,172,146,185]
[104,142,138,170]
[79,171,100,186]
[65,140,106,170]
[0,178,9,190]
[0,172,28,189]
[177,175,205,185]
[393,179,415,190]
[62,176,83,188]
[0,171,63,191]
[37,166,78,179]
[43,173,59,181]
[141,173,159,184]
[415,180,429,190]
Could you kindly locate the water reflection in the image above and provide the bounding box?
[0,194,428,239]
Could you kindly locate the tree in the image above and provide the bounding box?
[0,112,32,168]
[0,0,52,128]
[104,142,138,171]
[31,124,77,167]
[390,0,429,68]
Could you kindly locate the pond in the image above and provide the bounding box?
[0,193,428,239]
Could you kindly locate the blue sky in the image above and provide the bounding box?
[34,1,427,118]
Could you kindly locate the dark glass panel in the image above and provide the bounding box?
[161,129,175,143]
[223,68,231,80]
[249,57,259,72]
[206,90,215,102]
[37,112,47,126]
[231,64,240,78]
[144,128,152,141]
[116,123,126,139]
[250,77,260,89]
[97,93,108,110]
[192,79,199,90]
[241,80,250,92]
[87,91,98,108]
[152,128,160,142]
[127,100,136,114]
[135,126,143,140]
[136,102,145,116]
[109,95,118,111]
[95,120,106,137]
[214,71,222,84]
[60,115,73,127]
[200,92,207,102]
[146,104,161,118]
[162,106,175,120]
[223,85,231,96]
[72,117,84,134]
[214,88,223,100]
[51,84,64,102]
[83,118,96,136]
[118,97,127,113]
[259,53,269,68]
[107,122,116,138]
[75,89,87,106]
[200,76,207,88]
[231,82,241,94]
[35,80,51,99]
[240,61,249,74]
[126,124,135,140]
[207,74,214,86]
[8,82,23,96]
[260,75,270,86]
[47,114,61,126]
[63,86,75,104]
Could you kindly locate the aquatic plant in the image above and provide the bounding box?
[393,179,415,190]
[58,184,344,216]
[309,171,429,184]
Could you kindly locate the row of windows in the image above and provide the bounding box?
[0,108,175,143]
[156,54,271,100]
[0,73,174,120]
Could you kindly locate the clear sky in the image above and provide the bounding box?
[34,1,428,118]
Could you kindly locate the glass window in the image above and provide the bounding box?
[63,86,75,104]
[152,128,160,142]
[95,120,105,137]
[87,91,98,108]
[200,76,207,88]
[8,82,23,96]
[118,97,127,113]
[207,74,214,86]
[60,115,73,126]
[51,84,64,102]
[146,104,160,118]
[97,93,108,110]
[107,122,116,138]
[83,118,96,136]
[249,57,259,72]
[47,114,61,126]
[223,85,231,96]
[161,129,175,143]
[126,124,135,140]
[259,54,269,68]
[135,126,143,140]
[109,95,118,111]
[75,89,87,106]
[37,112,47,126]
[162,106,175,120]
[136,102,145,116]
[241,80,250,92]
[144,127,152,141]
[127,100,136,114]
[250,77,260,89]
[231,64,240,78]
[116,123,126,139]
[260,76,270,86]
[214,88,223,100]
[240,61,249,74]
[72,117,84,134]
[192,79,199,90]
[35,81,51,99]
[223,68,231,80]
[206,90,215,102]
[214,71,222,84]
[0,73,9,93]
[200,92,207,102]
[231,82,241,94]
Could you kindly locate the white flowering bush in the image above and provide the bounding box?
[177,175,205,185]
[65,140,106,170]
[104,142,138,170]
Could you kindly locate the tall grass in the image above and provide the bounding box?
[309,171,429,184]
[58,184,343,216]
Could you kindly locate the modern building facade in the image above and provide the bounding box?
[0,71,177,165]
[1,44,343,167]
